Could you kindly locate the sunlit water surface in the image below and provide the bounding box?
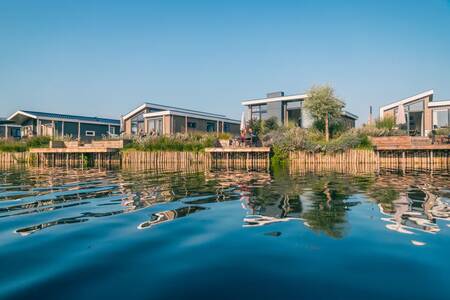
[0,166,449,300]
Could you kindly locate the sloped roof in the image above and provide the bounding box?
[9,110,120,125]
[123,102,227,121]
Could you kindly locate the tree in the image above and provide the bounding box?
[263,117,279,133]
[304,85,344,142]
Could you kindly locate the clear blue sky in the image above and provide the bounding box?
[1,0,450,124]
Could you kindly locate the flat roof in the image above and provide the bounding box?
[342,111,359,120]
[123,102,227,121]
[380,90,434,112]
[8,110,120,125]
[242,93,357,119]
[143,110,240,124]
[428,100,450,108]
[242,93,308,106]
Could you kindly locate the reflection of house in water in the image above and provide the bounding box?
[377,185,450,235]
[137,206,207,229]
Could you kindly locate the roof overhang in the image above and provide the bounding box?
[123,102,226,121]
[428,100,450,108]
[7,110,36,121]
[242,94,308,106]
[143,110,240,124]
[341,111,358,120]
[7,110,119,126]
[379,90,434,116]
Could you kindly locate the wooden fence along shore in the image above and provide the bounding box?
[2,148,450,171]
[289,149,450,171]
[0,152,30,168]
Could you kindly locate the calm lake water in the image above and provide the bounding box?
[0,166,449,300]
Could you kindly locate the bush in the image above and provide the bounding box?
[25,136,51,148]
[263,117,279,133]
[0,136,50,152]
[323,129,372,153]
[375,116,396,130]
[313,118,346,138]
[359,125,407,137]
[247,119,263,136]
[434,128,450,136]
[261,126,374,160]
[124,133,216,152]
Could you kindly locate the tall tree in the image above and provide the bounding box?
[304,85,344,142]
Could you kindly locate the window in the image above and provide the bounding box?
[206,122,216,132]
[433,109,450,128]
[109,126,116,135]
[286,100,302,110]
[287,109,302,127]
[406,99,424,112]
[286,101,302,127]
[187,122,197,129]
[250,104,268,120]
[224,123,231,133]
[131,111,145,135]
[85,131,96,137]
[148,118,163,135]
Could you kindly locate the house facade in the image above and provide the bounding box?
[7,111,121,141]
[0,119,21,139]
[122,103,240,136]
[379,90,450,136]
[242,91,358,129]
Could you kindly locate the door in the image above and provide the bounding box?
[408,112,423,136]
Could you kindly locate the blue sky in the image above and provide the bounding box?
[1,0,449,123]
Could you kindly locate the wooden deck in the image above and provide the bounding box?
[29,140,125,154]
[205,147,271,153]
[30,147,119,153]
[375,145,450,151]
[371,136,450,151]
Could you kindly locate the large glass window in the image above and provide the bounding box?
[147,118,163,135]
[406,99,424,112]
[250,104,268,120]
[206,122,216,132]
[286,101,302,127]
[131,112,145,135]
[433,109,450,128]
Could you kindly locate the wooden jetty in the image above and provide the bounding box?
[28,140,125,167]
[205,147,271,170]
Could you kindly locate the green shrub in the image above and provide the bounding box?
[375,116,396,130]
[217,132,232,140]
[261,126,374,160]
[124,133,217,152]
[247,119,263,136]
[434,128,450,136]
[0,136,50,152]
[313,118,346,138]
[25,136,51,148]
[323,129,372,153]
[359,125,407,137]
[263,117,279,133]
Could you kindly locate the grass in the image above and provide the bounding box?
[0,136,50,152]
[123,133,218,152]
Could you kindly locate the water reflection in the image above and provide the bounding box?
[0,166,449,240]
[138,206,208,229]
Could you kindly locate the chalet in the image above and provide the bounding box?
[0,118,21,139]
[242,91,358,129]
[122,103,240,136]
[379,90,450,136]
[7,110,121,141]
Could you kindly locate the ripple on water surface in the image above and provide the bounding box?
[0,167,449,300]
